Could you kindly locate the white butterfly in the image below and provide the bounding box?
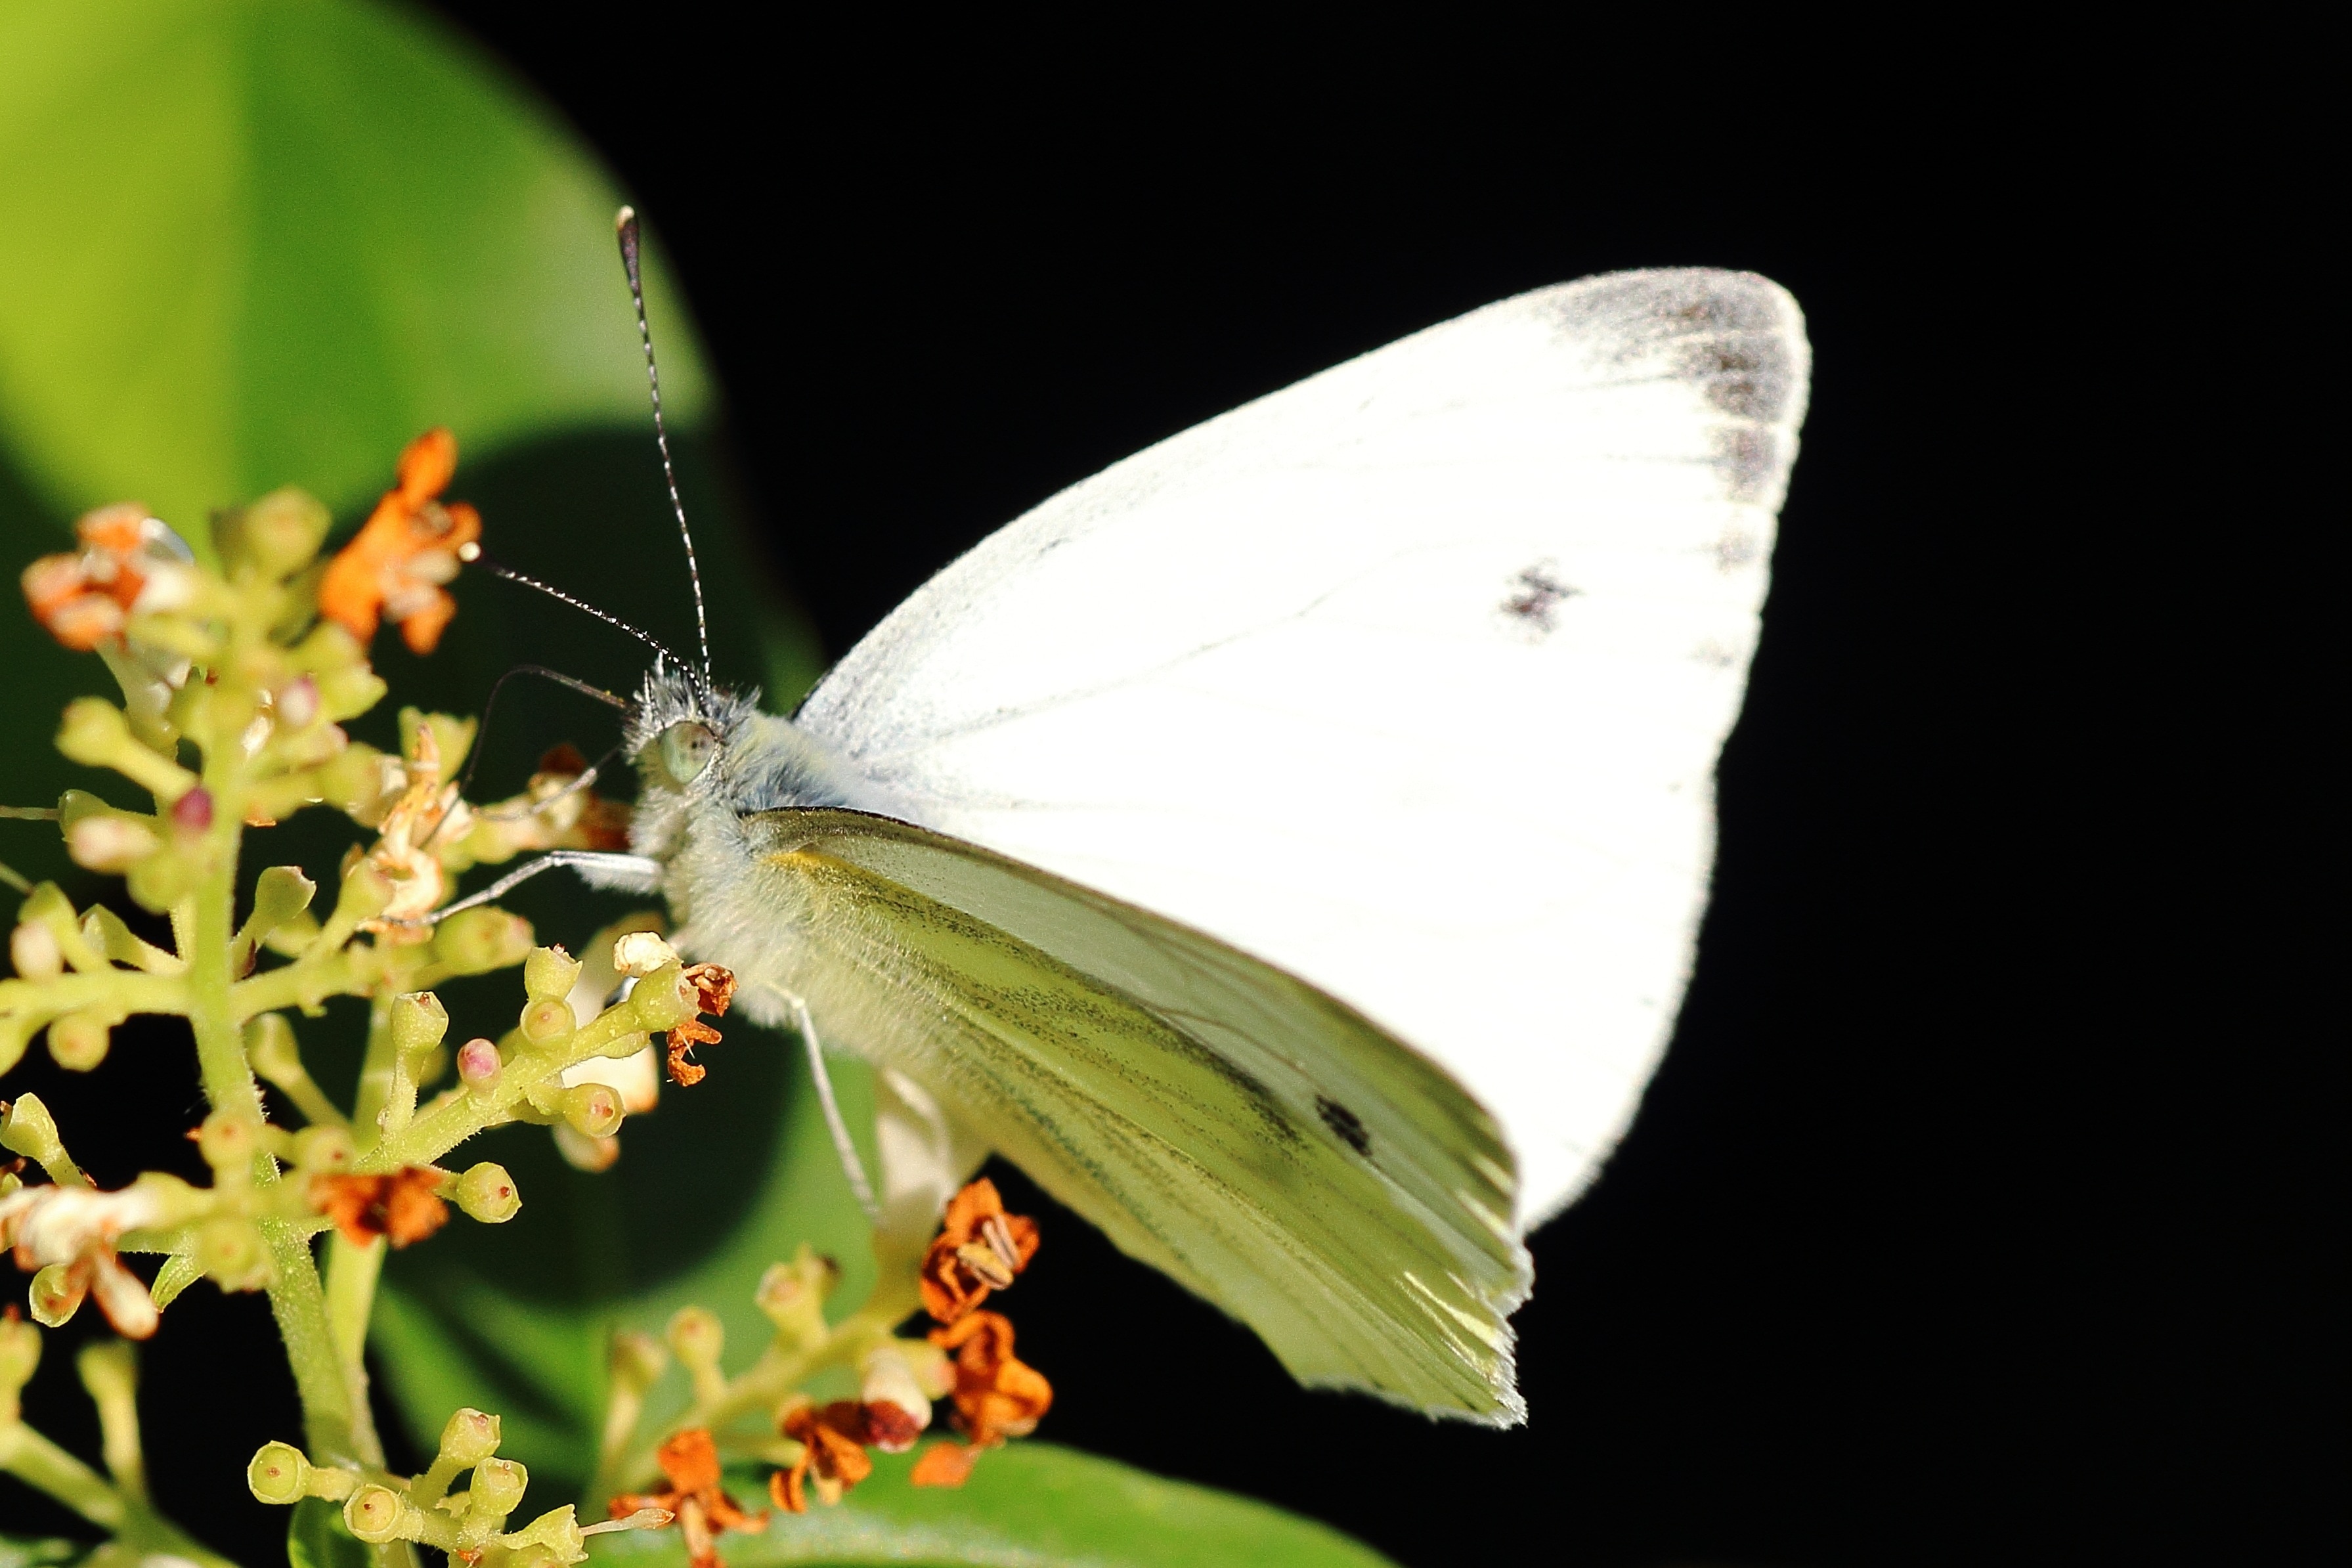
[479,253,1808,1425]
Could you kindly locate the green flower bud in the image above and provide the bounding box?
[559,1082,623,1139]
[519,997,573,1045]
[628,967,693,1035]
[46,1009,112,1072]
[195,1110,261,1173]
[195,1216,272,1292]
[247,1441,312,1505]
[29,1263,84,1327]
[125,846,200,913]
[292,1123,355,1173]
[665,1305,724,1370]
[66,814,158,874]
[217,487,331,580]
[343,1482,420,1544]
[55,697,132,767]
[522,944,584,1003]
[496,1504,582,1560]
[303,626,389,724]
[467,1456,529,1524]
[0,1308,41,1401]
[0,1093,66,1165]
[389,991,450,1058]
[330,859,395,926]
[312,743,391,815]
[609,1329,668,1392]
[439,1406,503,1467]
[434,907,533,977]
[451,1162,521,1225]
[249,864,318,935]
[9,921,62,982]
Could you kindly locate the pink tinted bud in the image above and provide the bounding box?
[277,676,320,728]
[171,787,213,833]
[457,1037,502,1089]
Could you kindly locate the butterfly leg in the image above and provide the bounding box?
[764,983,881,1222]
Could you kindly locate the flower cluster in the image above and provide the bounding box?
[597,1179,1053,1567]
[1,433,735,1561]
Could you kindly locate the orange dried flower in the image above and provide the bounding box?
[920,1178,1039,1324]
[610,1427,765,1568]
[310,1167,450,1248]
[665,964,736,1087]
[768,1401,875,1513]
[20,502,183,651]
[318,427,481,654]
[908,1441,985,1489]
[929,1309,1053,1448]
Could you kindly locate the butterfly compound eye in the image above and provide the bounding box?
[657,721,717,785]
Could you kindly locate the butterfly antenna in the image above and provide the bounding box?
[461,546,700,692]
[615,206,711,684]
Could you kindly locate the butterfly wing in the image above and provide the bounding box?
[794,269,1810,1229]
[739,806,1529,1420]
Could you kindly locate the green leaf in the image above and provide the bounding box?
[0,0,710,545]
[589,1444,1397,1568]
[286,1498,370,1568]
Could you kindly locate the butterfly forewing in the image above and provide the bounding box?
[792,269,1811,1230]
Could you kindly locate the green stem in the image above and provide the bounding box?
[324,1232,385,1370]
[0,1421,125,1528]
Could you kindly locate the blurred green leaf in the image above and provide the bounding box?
[0,1537,86,1568]
[588,1444,1396,1568]
[285,1500,369,1568]
[0,0,710,543]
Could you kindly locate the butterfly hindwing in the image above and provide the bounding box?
[736,806,1532,1422]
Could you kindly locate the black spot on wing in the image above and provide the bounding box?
[1502,563,1578,634]
[1317,1095,1372,1157]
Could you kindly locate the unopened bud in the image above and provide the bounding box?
[456,1036,502,1090]
[30,1262,85,1326]
[66,814,157,873]
[276,675,321,729]
[389,991,449,1058]
[250,865,317,932]
[519,996,573,1045]
[559,1083,623,1139]
[438,1406,503,1466]
[196,1110,260,1172]
[218,487,331,580]
[0,1309,41,1395]
[452,1162,520,1223]
[610,1329,668,1391]
[9,921,62,982]
[468,1456,529,1520]
[343,1482,420,1544]
[665,1305,724,1370]
[46,1011,110,1071]
[247,1441,313,1505]
[523,944,583,1003]
[55,698,131,766]
[195,1216,272,1291]
[331,859,394,924]
[292,1123,355,1173]
[169,786,213,834]
[611,930,679,978]
[0,1093,66,1165]
[434,907,533,976]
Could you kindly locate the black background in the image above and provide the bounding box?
[8,11,2328,1567]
